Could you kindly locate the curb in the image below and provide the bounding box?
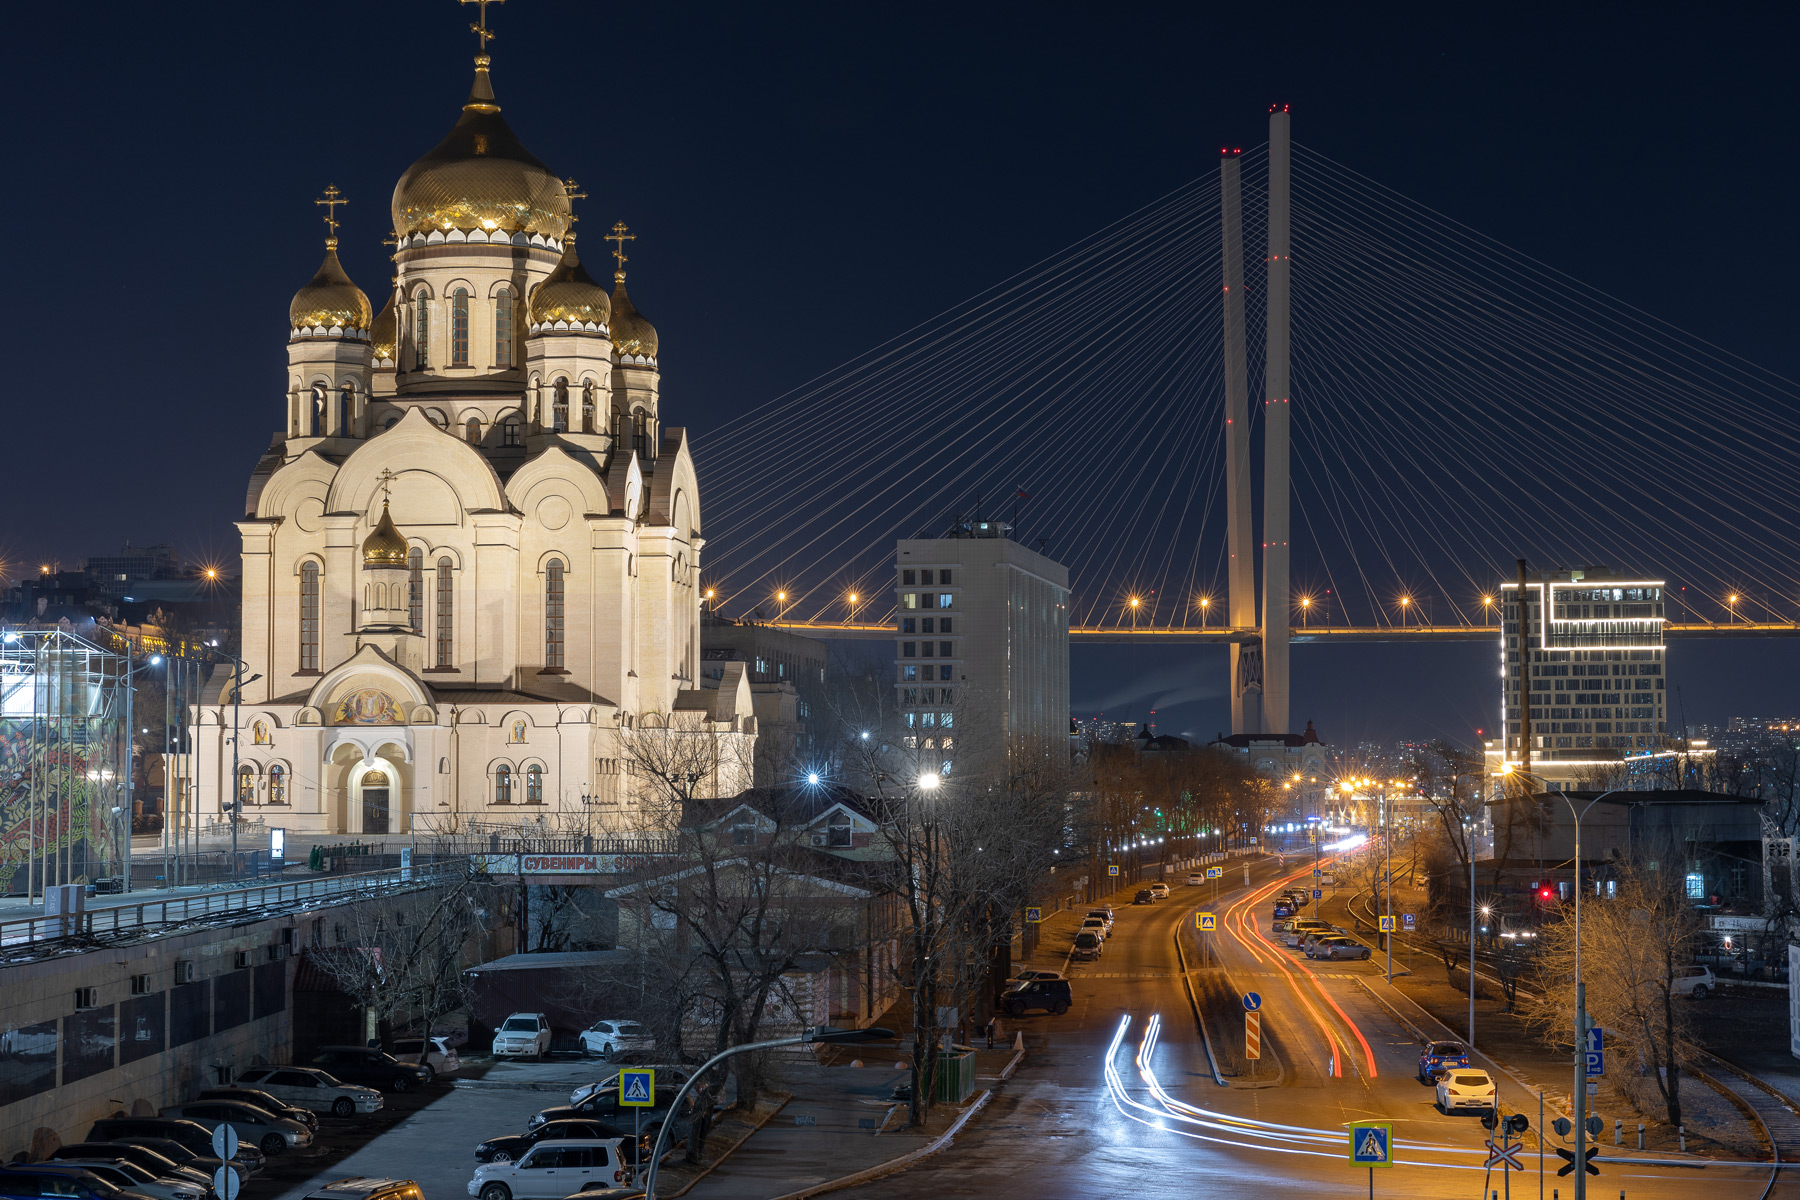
[1173,925,1227,1087]
[997,1037,1027,1082]
[765,1089,995,1200]
[659,1092,792,1198]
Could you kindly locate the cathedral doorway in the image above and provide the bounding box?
[362,769,392,834]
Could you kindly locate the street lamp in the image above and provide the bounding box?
[846,592,860,624]
[1727,593,1739,623]
[642,1027,895,1199]
[1482,595,1495,625]
[1197,596,1210,628]
[207,641,261,883]
[775,590,788,620]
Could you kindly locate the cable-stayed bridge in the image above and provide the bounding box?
[694,107,1800,732]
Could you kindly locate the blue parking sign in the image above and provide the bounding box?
[1312,888,1322,899]
[1402,913,1416,930]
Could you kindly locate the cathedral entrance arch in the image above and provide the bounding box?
[361,769,392,834]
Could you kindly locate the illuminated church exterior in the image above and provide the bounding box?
[193,31,752,837]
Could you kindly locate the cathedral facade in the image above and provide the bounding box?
[193,42,752,838]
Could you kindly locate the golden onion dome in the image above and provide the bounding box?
[289,244,373,332]
[391,56,571,241]
[361,501,409,568]
[610,277,659,359]
[369,292,398,360]
[529,240,611,327]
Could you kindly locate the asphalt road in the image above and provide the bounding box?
[837,851,1792,1199]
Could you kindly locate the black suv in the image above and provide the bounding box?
[307,1047,432,1093]
[1004,979,1073,1016]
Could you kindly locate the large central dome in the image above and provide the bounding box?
[391,55,572,241]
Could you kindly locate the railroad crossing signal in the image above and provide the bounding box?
[1484,1140,1524,1171]
[1025,906,1042,923]
[619,1068,655,1107]
[1348,1122,1393,1167]
[1555,1145,1601,1177]
[1378,915,1395,933]
[1245,1010,1262,1059]
[1197,912,1217,931]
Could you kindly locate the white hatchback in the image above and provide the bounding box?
[469,1139,630,1200]
[1436,1068,1497,1114]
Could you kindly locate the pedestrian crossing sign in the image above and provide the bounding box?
[1197,912,1217,931]
[1108,864,1119,877]
[620,1068,655,1107]
[1348,1122,1393,1167]
[1378,915,1395,933]
[1025,906,1043,923]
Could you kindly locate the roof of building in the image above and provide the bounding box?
[1210,720,1324,750]
[462,950,636,975]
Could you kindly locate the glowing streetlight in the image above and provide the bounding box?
[776,590,788,620]
[846,591,861,623]
[1198,596,1211,628]
[1728,593,1739,622]
[917,772,940,791]
[1482,595,1495,625]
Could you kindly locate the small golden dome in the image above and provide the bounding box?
[391,57,571,241]
[610,278,658,359]
[529,240,611,327]
[361,501,409,568]
[369,292,397,360]
[290,244,373,331]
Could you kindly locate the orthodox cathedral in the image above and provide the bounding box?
[194,28,753,837]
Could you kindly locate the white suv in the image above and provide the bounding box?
[468,1139,630,1200]
[493,1013,553,1060]
[1671,965,1716,999]
[578,1020,655,1061]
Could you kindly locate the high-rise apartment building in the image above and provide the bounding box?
[893,523,1069,772]
[1495,567,1669,783]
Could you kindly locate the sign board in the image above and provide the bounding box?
[1242,991,1262,1011]
[212,1168,240,1200]
[1312,888,1322,899]
[1108,864,1120,877]
[269,828,285,861]
[211,1124,238,1161]
[1245,1010,1262,1059]
[1485,1140,1524,1171]
[1207,866,1222,878]
[476,852,664,877]
[1348,1122,1393,1167]
[1198,912,1217,931]
[1378,915,1395,933]
[1585,1026,1603,1054]
[1585,1051,1604,1077]
[400,846,413,882]
[1402,913,1416,930]
[1025,907,1042,923]
[1313,869,1322,879]
[619,1068,655,1107]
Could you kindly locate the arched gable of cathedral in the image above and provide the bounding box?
[306,644,432,725]
[255,449,337,522]
[504,445,611,520]
[603,452,645,521]
[326,408,508,518]
[644,427,700,534]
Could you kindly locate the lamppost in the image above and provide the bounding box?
[119,652,164,892]
[208,642,261,883]
[1197,596,1210,628]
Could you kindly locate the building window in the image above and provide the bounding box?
[494,765,512,804]
[901,618,915,633]
[939,593,953,609]
[495,287,514,367]
[525,765,544,804]
[920,570,934,585]
[553,381,569,431]
[466,417,481,444]
[1685,872,1705,900]
[902,641,916,658]
[451,288,470,365]
[939,641,952,657]
[545,560,566,670]
[921,618,934,634]
[901,665,918,682]
[503,417,522,447]
[268,764,286,805]
[939,618,952,633]
[435,558,454,667]
[632,410,649,456]
[299,561,320,671]
[939,664,953,681]
[902,570,915,585]
[236,765,255,808]
[408,548,424,633]
[413,293,429,369]
[939,570,952,585]
[582,383,596,432]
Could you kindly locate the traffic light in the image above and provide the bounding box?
[1555,1145,1600,1177]
[1506,1113,1530,1136]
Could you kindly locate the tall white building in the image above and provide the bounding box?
[193,30,753,837]
[893,524,1070,772]
[1493,567,1669,785]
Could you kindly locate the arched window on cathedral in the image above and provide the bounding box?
[408,548,424,633]
[338,384,355,435]
[493,764,512,804]
[525,765,544,805]
[310,384,326,436]
[466,417,481,444]
[435,557,454,668]
[544,559,566,671]
[413,292,429,369]
[552,381,569,432]
[236,765,256,810]
[495,287,514,367]
[299,561,321,671]
[609,407,620,440]
[503,417,522,447]
[451,288,470,366]
[581,383,596,433]
[268,764,287,805]
[632,410,649,458]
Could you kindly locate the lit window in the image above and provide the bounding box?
[901,665,917,681]
[901,593,918,610]
[544,560,566,670]
[1685,872,1705,900]
[939,593,953,609]
[236,766,255,807]
[268,765,286,805]
[466,417,481,444]
[451,288,470,366]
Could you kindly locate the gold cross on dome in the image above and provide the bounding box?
[606,221,635,276]
[463,0,503,52]
[315,185,348,244]
[563,178,588,232]
[376,467,396,502]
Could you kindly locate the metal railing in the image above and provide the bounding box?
[0,857,469,949]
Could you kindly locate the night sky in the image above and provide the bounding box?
[9,3,1797,744]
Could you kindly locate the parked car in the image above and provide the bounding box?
[1084,909,1115,934]
[47,1145,211,1192]
[1671,965,1716,999]
[232,1066,385,1117]
[1298,929,1343,955]
[308,1047,432,1093]
[1319,873,1335,886]
[1311,936,1372,961]
[1089,904,1115,920]
[1272,900,1296,919]
[159,1101,313,1157]
[468,1139,632,1200]
[1283,920,1333,948]
[1133,889,1156,905]
[1186,873,1203,886]
[577,1021,655,1062]
[1417,1040,1470,1082]
[38,1159,206,1200]
[0,1164,157,1200]
[1007,969,1067,988]
[1436,1068,1497,1114]
[199,1086,319,1131]
[393,1036,461,1079]
[1148,882,1171,899]
[1071,931,1103,961]
[541,1068,695,1127]
[298,1178,425,1200]
[493,1014,554,1060]
[84,1121,263,1179]
[1079,917,1110,942]
[93,1138,242,1186]
[476,1119,645,1166]
[1003,978,1072,1016]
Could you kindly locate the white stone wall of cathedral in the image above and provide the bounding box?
[393,243,560,391]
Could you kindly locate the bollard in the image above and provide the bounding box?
[1615,1118,1622,1145]
[1636,1122,1644,1149]
[1679,1125,1686,1152]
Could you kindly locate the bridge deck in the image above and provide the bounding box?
[760,621,1800,645]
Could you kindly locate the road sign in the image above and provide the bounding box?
[212,1124,238,1161]
[1207,866,1222,878]
[1198,912,1217,931]
[212,1168,240,1200]
[1242,991,1262,1011]
[1025,906,1042,923]
[1378,915,1395,933]
[1348,1122,1393,1167]
[1313,868,1322,879]
[1484,1140,1524,1171]
[620,1068,655,1107]
[1402,912,1416,930]
[1312,888,1322,899]
[1108,864,1120,877]
[1585,1026,1603,1054]
[1555,1145,1601,1177]
[1585,1050,1604,1077]
[1245,1011,1262,1059]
